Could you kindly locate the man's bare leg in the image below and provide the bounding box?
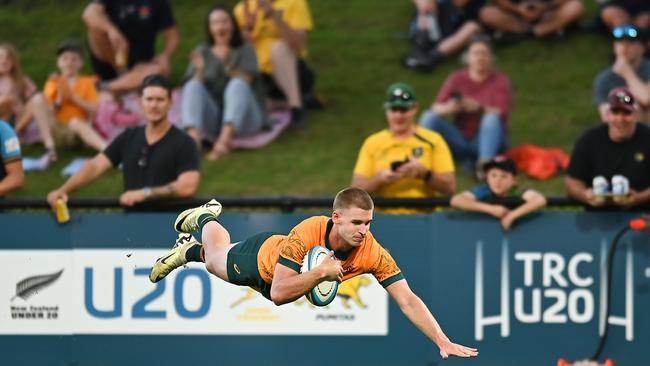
[532,0,585,37]
[269,41,302,109]
[87,27,117,67]
[150,200,224,283]
[68,117,107,151]
[104,62,168,94]
[201,221,235,282]
[25,93,57,157]
[88,27,167,94]
[437,22,482,56]
[479,6,529,34]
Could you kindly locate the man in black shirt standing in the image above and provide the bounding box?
[47,75,200,209]
[82,0,179,93]
[565,87,650,210]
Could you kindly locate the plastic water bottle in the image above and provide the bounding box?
[611,175,629,203]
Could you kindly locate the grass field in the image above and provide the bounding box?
[0,0,611,199]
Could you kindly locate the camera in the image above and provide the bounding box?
[451,91,462,101]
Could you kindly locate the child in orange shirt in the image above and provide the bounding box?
[43,41,106,151]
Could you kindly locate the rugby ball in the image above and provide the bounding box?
[301,246,339,306]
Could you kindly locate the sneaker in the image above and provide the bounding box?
[290,107,306,128]
[174,199,222,233]
[401,48,440,72]
[149,233,199,283]
[303,92,327,110]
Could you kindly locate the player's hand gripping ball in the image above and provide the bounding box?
[301,246,339,306]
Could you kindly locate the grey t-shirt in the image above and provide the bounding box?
[593,59,650,106]
[183,42,259,104]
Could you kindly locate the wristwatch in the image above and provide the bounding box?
[143,187,153,199]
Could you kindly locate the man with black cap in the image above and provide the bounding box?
[451,155,546,230]
[351,82,455,213]
[593,24,650,123]
[566,87,650,210]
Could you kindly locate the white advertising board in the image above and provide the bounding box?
[0,249,388,335]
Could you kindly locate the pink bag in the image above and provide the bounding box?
[93,99,141,141]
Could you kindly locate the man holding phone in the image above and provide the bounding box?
[351,82,456,213]
[420,36,511,179]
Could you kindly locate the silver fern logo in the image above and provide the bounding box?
[11,269,64,302]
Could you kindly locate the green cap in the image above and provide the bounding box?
[384,82,417,109]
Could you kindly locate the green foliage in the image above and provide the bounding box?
[1,0,609,198]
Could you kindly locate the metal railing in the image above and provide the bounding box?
[0,196,583,212]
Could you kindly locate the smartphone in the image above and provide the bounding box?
[391,156,410,171]
[391,160,405,172]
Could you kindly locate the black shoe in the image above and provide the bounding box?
[401,48,440,73]
[491,31,527,47]
[303,92,327,110]
[290,107,306,128]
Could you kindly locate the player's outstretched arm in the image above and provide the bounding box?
[386,279,478,359]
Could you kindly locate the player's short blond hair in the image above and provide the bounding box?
[333,187,374,211]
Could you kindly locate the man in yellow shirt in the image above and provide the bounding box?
[234,0,313,126]
[149,187,478,360]
[352,82,456,213]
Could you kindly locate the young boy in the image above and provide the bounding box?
[450,155,546,230]
[44,40,106,151]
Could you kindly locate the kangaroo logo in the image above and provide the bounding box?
[336,276,371,309]
[295,276,372,308]
[230,288,258,308]
[231,276,373,309]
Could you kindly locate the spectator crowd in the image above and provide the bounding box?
[2,0,650,222]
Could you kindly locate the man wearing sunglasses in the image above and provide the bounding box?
[566,87,650,210]
[46,75,200,209]
[593,24,650,123]
[351,82,456,213]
